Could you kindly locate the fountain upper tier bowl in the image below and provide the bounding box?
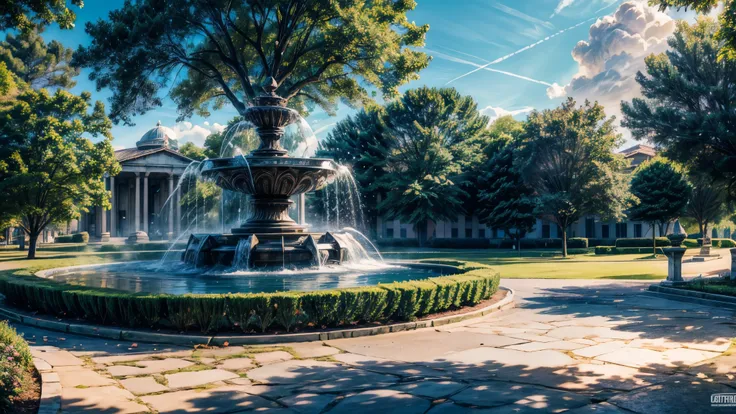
[200,156,338,197]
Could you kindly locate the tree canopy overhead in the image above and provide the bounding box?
[0,0,82,32]
[0,29,79,90]
[74,0,431,125]
[622,18,736,201]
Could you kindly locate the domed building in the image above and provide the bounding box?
[77,121,192,242]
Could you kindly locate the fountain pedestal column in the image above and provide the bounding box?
[663,247,686,283]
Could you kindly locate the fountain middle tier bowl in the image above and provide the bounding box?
[200,156,338,197]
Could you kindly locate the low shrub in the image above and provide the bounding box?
[588,238,616,247]
[567,238,588,249]
[71,232,89,243]
[695,238,736,248]
[0,321,33,412]
[54,234,73,243]
[595,246,667,255]
[683,238,700,248]
[375,239,420,248]
[0,261,500,333]
[615,237,671,248]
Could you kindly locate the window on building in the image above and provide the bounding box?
[400,228,407,239]
[542,224,550,238]
[634,223,642,238]
[465,228,472,238]
[451,228,458,238]
[615,223,627,238]
[386,228,394,238]
[478,228,486,238]
[602,224,609,239]
[585,218,596,238]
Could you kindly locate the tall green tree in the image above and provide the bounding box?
[652,1,736,60]
[518,98,629,257]
[379,87,488,243]
[0,0,81,31]
[74,0,430,125]
[179,141,207,161]
[0,89,119,259]
[622,18,736,201]
[0,29,79,90]
[629,158,692,255]
[686,173,729,238]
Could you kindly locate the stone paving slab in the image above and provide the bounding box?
[119,376,169,395]
[506,340,585,352]
[141,385,286,413]
[328,389,431,414]
[61,385,148,413]
[217,357,254,371]
[57,368,115,388]
[107,358,194,376]
[608,377,736,414]
[278,392,336,414]
[165,369,239,389]
[332,352,449,378]
[33,350,84,367]
[253,350,294,364]
[288,342,341,358]
[450,381,591,410]
[393,380,465,398]
[573,341,628,358]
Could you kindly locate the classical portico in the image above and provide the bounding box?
[79,122,192,241]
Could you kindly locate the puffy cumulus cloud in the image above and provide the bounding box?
[480,106,535,125]
[172,121,226,146]
[546,0,675,128]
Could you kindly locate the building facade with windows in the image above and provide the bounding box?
[375,144,666,242]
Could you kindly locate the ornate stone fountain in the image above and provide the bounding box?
[181,78,349,269]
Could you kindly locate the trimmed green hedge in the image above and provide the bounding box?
[55,232,89,244]
[595,246,668,255]
[0,261,500,334]
[615,237,671,248]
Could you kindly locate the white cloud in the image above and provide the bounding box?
[172,121,226,146]
[546,0,676,139]
[551,0,577,18]
[480,106,535,125]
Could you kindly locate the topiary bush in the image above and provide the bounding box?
[71,232,89,243]
[567,238,588,248]
[0,261,500,333]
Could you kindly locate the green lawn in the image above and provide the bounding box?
[0,243,722,280]
[381,248,686,280]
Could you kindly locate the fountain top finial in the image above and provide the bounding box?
[263,77,279,95]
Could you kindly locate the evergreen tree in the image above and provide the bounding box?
[686,173,729,238]
[0,89,120,258]
[518,98,629,257]
[477,117,536,248]
[0,29,78,90]
[629,158,692,255]
[74,0,430,125]
[622,18,736,201]
[379,87,488,243]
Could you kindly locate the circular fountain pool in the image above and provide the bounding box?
[42,262,451,295]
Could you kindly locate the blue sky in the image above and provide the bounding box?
[40,0,672,149]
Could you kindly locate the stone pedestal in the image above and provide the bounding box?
[100,232,110,243]
[730,248,736,281]
[663,247,687,283]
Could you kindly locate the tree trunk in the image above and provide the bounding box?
[416,221,426,247]
[27,232,39,259]
[652,222,657,256]
[561,228,568,257]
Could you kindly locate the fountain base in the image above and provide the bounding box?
[182,231,355,269]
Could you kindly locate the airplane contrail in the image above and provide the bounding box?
[444,3,620,85]
[426,48,554,87]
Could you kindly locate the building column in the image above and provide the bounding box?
[143,173,149,234]
[298,193,306,225]
[134,172,141,232]
[100,186,107,234]
[175,175,181,236]
[110,176,116,237]
[168,174,174,239]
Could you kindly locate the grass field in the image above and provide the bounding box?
[0,243,727,280]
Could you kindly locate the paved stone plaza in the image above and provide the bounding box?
[19,279,736,413]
